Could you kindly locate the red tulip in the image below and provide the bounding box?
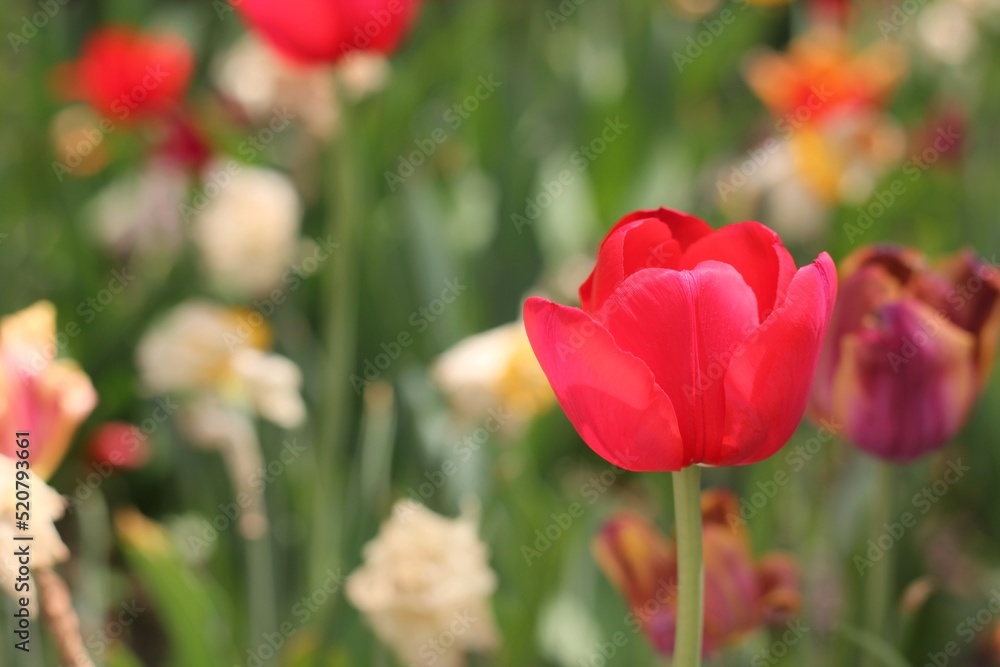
[56,26,194,121]
[593,490,801,657]
[810,246,1000,461]
[86,422,151,471]
[523,208,837,471]
[234,0,421,65]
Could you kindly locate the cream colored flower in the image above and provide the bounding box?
[191,164,301,299]
[0,455,69,610]
[432,322,554,434]
[0,302,98,479]
[347,501,499,667]
[136,299,305,428]
[213,36,390,140]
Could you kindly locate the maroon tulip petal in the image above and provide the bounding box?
[594,262,759,465]
[721,254,837,466]
[523,297,683,471]
[680,221,797,321]
[832,299,976,461]
[580,208,712,312]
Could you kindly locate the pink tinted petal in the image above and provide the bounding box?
[580,209,712,312]
[523,297,683,471]
[721,253,837,466]
[832,299,976,461]
[680,222,797,321]
[810,261,902,419]
[596,263,759,465]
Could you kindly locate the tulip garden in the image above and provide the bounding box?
[3,0,1000,665]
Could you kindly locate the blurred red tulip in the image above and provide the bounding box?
[234,0,421,65]
[87,422,150,471]
[523,208,836,471]
[593,490,801,657]
[55,26,194,121]
[0,302,98,479]
[810,246,1000,461]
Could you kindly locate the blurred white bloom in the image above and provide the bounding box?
[432,322,554,434]
[917,0,978,65]
[87,159,188,263]
[347,500,499,667]
[0,456,68,612]
[192,164,301,298]
[213,36,390,140]
[136,299,305,428]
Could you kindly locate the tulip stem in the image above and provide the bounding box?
[863,462,896,666]
[672,465,704,667]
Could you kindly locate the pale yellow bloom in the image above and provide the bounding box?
[347,501,499,667]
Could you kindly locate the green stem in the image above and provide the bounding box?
[862,462,896,666]
[672,465,704,667]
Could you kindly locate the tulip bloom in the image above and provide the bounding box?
[523,208,837,471]
[0,302,98,479]
[810,246,1000,461]
[593,490,801,657]
[56,26,194,120]
[234,0,422,65]
[87,422,150,471]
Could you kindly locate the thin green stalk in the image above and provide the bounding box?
[862,462,896,667]
[672,465,704,667]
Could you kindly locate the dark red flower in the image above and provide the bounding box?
[523,208,836,471]
[234,0,422,65]
[87,422,151,471]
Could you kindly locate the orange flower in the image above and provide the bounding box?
[593,489,800,657]
[0,302,98,479]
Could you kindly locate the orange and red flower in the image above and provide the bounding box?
[523,208,836,471]
[810,246,1000,461]
[593,490,801,657]
[0,302,98,479]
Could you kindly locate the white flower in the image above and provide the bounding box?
[0,455,69,611]
[212,36,390,140]
[86,160,188,263]
[347,501,499,667]
[432,322,554,434]
[192,164,301,299]
[136,299,305,428]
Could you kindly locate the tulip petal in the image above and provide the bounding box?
[523,297,683,471]
[680,221,797,321]
[832,299,976,461]
[580,209,712,312]
[595,262,759,465]
[722,254,837,465]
